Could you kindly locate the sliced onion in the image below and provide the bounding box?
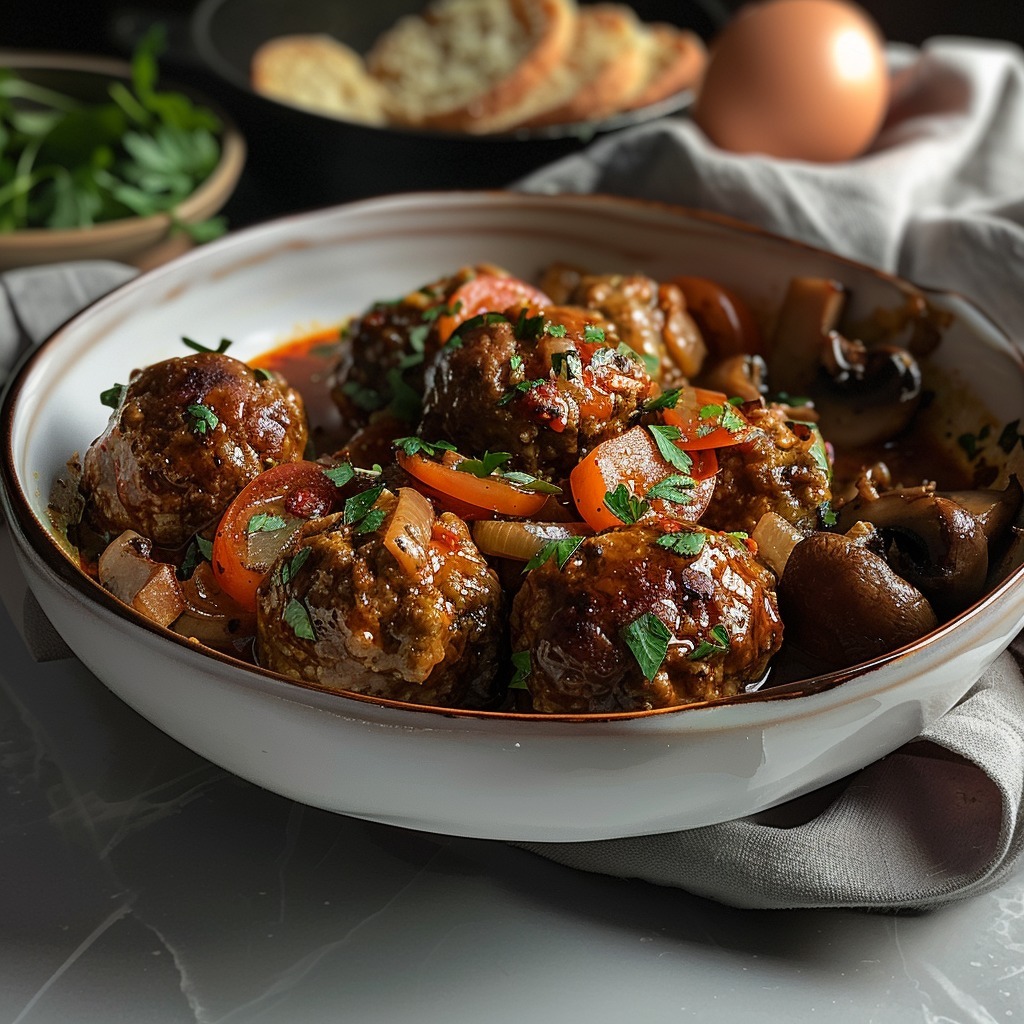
[471,520,591,561]
[172,562,256,651]
[751,512,805,578]
[383,486,436,576]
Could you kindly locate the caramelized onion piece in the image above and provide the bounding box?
[383,486,435,576]
[471,520,591,562]
[750,511,805,578]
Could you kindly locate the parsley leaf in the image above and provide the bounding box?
[322,462,355,487]
[497,377,546,406]
[604,484,649,525]
[456,451,512,477]
[509,650,532,690]
[499,471,562,495]
[284,597,316,641]
[393,436,457,458]
[186,402,218,434]
[656,530,706,557]
[247,512,287,534]
[100,383,127,409]
[513,308,546,340]
[176,534,213,580]
[274,546,312,586]
[689,624,731,660]
[343,485,384,528]
[647,424,694,473]
[448,312,508,346]
[645,474,696,505]
[524,535,585,572]
[643,389,682,412]
[583,324,606,344]
[622,612,672,681]
[182,335,232,354]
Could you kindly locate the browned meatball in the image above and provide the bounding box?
[80,352,308,551]
[329,263,510,432]
[257,502,503,708]
[700,402,833,534]
[539,264,707,382]
[419,304,653,481]
[510,524,783,713]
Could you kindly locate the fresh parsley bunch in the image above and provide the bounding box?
[0,28,226,239]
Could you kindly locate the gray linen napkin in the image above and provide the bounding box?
[513,36,1024,910]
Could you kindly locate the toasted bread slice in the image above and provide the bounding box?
[366,0,577,134]
[251,34,389,125]
[623,22,707,110]
[514,3,647,129]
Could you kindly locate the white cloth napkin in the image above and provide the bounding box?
[513,36,1024,910]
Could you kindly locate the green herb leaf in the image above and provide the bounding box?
[656,530,706,557]
[176,534,212,580]
[643,388,682,412]
[284,597,316,641]
[647,424,694,473]
[275,545,312,586]
[819,500,838,528]
[645,474,696,505]
[509,650,532,690]
[322,462,355,487]
[622,612,672,681]
[546,322,567,338]
[524,534,585,572]
[513,308,545,340]
[100,382,127,409]
[247,512,287,534]
[497,377,546,406]
[343,485,384,528]
[181,335,232,354]
[551,349,583,381]
[583,324,606,345]
[689,624,731,661]
[497,471,562,495]
[354,507,387,535]
[393,436,457,458]
[455,451,512,477]
[186,402,218,434]
[603,484,649,525]
[448,311,508,346]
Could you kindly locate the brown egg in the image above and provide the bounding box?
[692,0,890,162]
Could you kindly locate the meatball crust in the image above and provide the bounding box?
[257,508,504,708]
[700,402,832,534]
[419,304,653,481]
[329,263,511,432]
[510,524,783,714]
[80,352,308,550]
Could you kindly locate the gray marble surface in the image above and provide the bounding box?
[1,526,1022,1024]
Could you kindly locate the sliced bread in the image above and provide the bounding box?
[251,34,389,125]
[515,3,647,129]
[623,22,707,110]
[365,0,577,134]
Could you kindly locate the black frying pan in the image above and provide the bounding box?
[190,0,729,208]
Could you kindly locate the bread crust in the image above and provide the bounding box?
[366,0,577,134]
[251,34,389,124]
[624,22,707,110]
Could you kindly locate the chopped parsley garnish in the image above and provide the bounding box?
[509,353,524,374]
[509,650,532,690]
[284,597,316,641]
[322,462,355,487]
[697,402,746,437]
[551,349,583,381]
[546,323,568,338]
[583,325,606,345]
[604,484,649,525]
[524,535,585,572]
[656,530,706,556]
[186,402,218,434]
[819,500,838,528]
[497,377,546,406]
[645,475,697,505]
[393,436,457,458]
[182,336,232,355]
[643,388,682,412]
[689,624,731,661]
[100,383,127,409]
[647,424,694,473]
[274,546,311,586]
[448,312,508,347]
[176,534,213,580]
[622,612,672,680]
[343,485,384,530]
[422,300,461,323]
[456,451,513,477]
[384,366,422,423]
[247,512,287,534]
[513,308,546,340]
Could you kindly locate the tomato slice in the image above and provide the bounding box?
[434,274,553,343]
[660,385,751,450]
[673,276,763,358]
[396,450,550,518]
[211,461,343,611]
[569,426,717,532]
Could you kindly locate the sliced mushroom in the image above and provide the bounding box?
[766,276,846,397]
[937,475,1023,545]
[698,353,768,403]
[98,530,185,627]
[811,330,923,448]
[778,531,939,672]
[835,488,989,617]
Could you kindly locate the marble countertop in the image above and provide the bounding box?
[1,524,1022,1024]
